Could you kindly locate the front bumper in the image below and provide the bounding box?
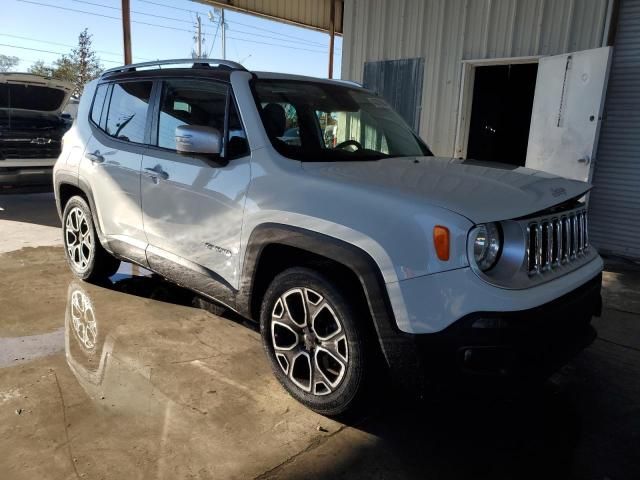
[382,273,602,394]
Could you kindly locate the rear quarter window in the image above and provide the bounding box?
[90,84,109,127]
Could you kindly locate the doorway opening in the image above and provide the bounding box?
[466,63,538,166]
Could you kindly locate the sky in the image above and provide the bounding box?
[1,0,343,78]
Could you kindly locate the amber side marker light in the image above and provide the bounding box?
[433,225,450,261]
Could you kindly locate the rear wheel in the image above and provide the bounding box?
[62,196,120,281]
[260,267,367,416]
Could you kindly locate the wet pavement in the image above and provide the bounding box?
[1,192,639,479]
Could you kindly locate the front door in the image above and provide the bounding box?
[141,78,251,290]
[525,47,612,182]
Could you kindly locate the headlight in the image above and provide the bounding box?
[472,222,502,271]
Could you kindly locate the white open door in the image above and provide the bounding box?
[525,47,612,182]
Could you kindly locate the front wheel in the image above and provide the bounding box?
[62,196,120,281]
[260,267,367,416]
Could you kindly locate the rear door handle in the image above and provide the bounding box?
[85,150,105,164]
[144,166,169,181]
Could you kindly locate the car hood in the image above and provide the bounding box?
[301,156,591,223]
[0,73,73,115]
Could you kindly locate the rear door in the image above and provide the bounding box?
[525,47,612,182]
[141,77,251,289]
[81,80,153,263]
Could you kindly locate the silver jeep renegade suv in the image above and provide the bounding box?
[54,59,603,415]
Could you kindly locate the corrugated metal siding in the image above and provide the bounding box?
[197,0,343,33]
[342,0,608,156]
[589,0,640,259]
[363,58,425,131]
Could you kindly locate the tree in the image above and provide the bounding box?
[71,28,102,95]
[28,60,54,77]
[27,28,102,97]
[0,55,19,72]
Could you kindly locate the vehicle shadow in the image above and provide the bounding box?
[271,383,581,480]
[0,189,60,228]
[90,264,581,479]
[97,263,257,330]
[375,387,578,479]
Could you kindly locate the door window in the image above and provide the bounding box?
[260,102,300,146]
[157,79,248,158]
[104,81,152,144]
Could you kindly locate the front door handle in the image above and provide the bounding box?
[144,166,169,181]
[85,150,105,164]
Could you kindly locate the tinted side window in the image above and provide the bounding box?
[90,83,108,127]
[261,102,299,145]
[157,79,227,151]
[105,81,152,144]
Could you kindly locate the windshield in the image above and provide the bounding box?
[0,83,67,112]
[253,79,432,161]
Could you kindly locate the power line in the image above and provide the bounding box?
[207,15,222,57]
[224,26,327,47]
[137,0,200,14]
[15,0,338,54]
[70,0,195,26]
[71,0,328,48]
[228,18,327,46]
[136,0,329,47]
[226,37,329,54]
[0,43,123,64]
[0,33,153,60]
[17,0,197,33]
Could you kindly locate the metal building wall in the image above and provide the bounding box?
[341,0,610,156]
[589,0,640,259]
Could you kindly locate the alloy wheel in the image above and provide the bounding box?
[70,289,98,352]
[271,287,349,396]
[65,206,93,270]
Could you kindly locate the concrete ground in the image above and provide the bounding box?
[1,190,639,480]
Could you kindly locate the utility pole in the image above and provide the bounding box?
[206,8,225,59]
[121,0,132,64]
[220,8,226,60]
[195,13,203,58]
[328,0,335,78]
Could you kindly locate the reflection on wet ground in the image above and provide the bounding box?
[1,246,639,479]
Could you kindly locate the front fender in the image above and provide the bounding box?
[236,222,424,386]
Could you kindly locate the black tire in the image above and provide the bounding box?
[62,195,120,281]
[260,267,367,416]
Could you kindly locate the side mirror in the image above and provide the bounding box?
[175,125,222,155]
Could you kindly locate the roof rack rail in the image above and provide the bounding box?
[101,58,248,77]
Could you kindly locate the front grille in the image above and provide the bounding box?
[0,140,61,159]
[526,208,589,275]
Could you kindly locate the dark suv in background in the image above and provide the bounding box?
[1,73,73,186]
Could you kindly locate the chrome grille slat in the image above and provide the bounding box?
[553,219,561,265]
[536,223,543,272]
[527,208,589,276]
[571,215,578,260]
[584,214,589,248]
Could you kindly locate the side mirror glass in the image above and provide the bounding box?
[175,125,222,155]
